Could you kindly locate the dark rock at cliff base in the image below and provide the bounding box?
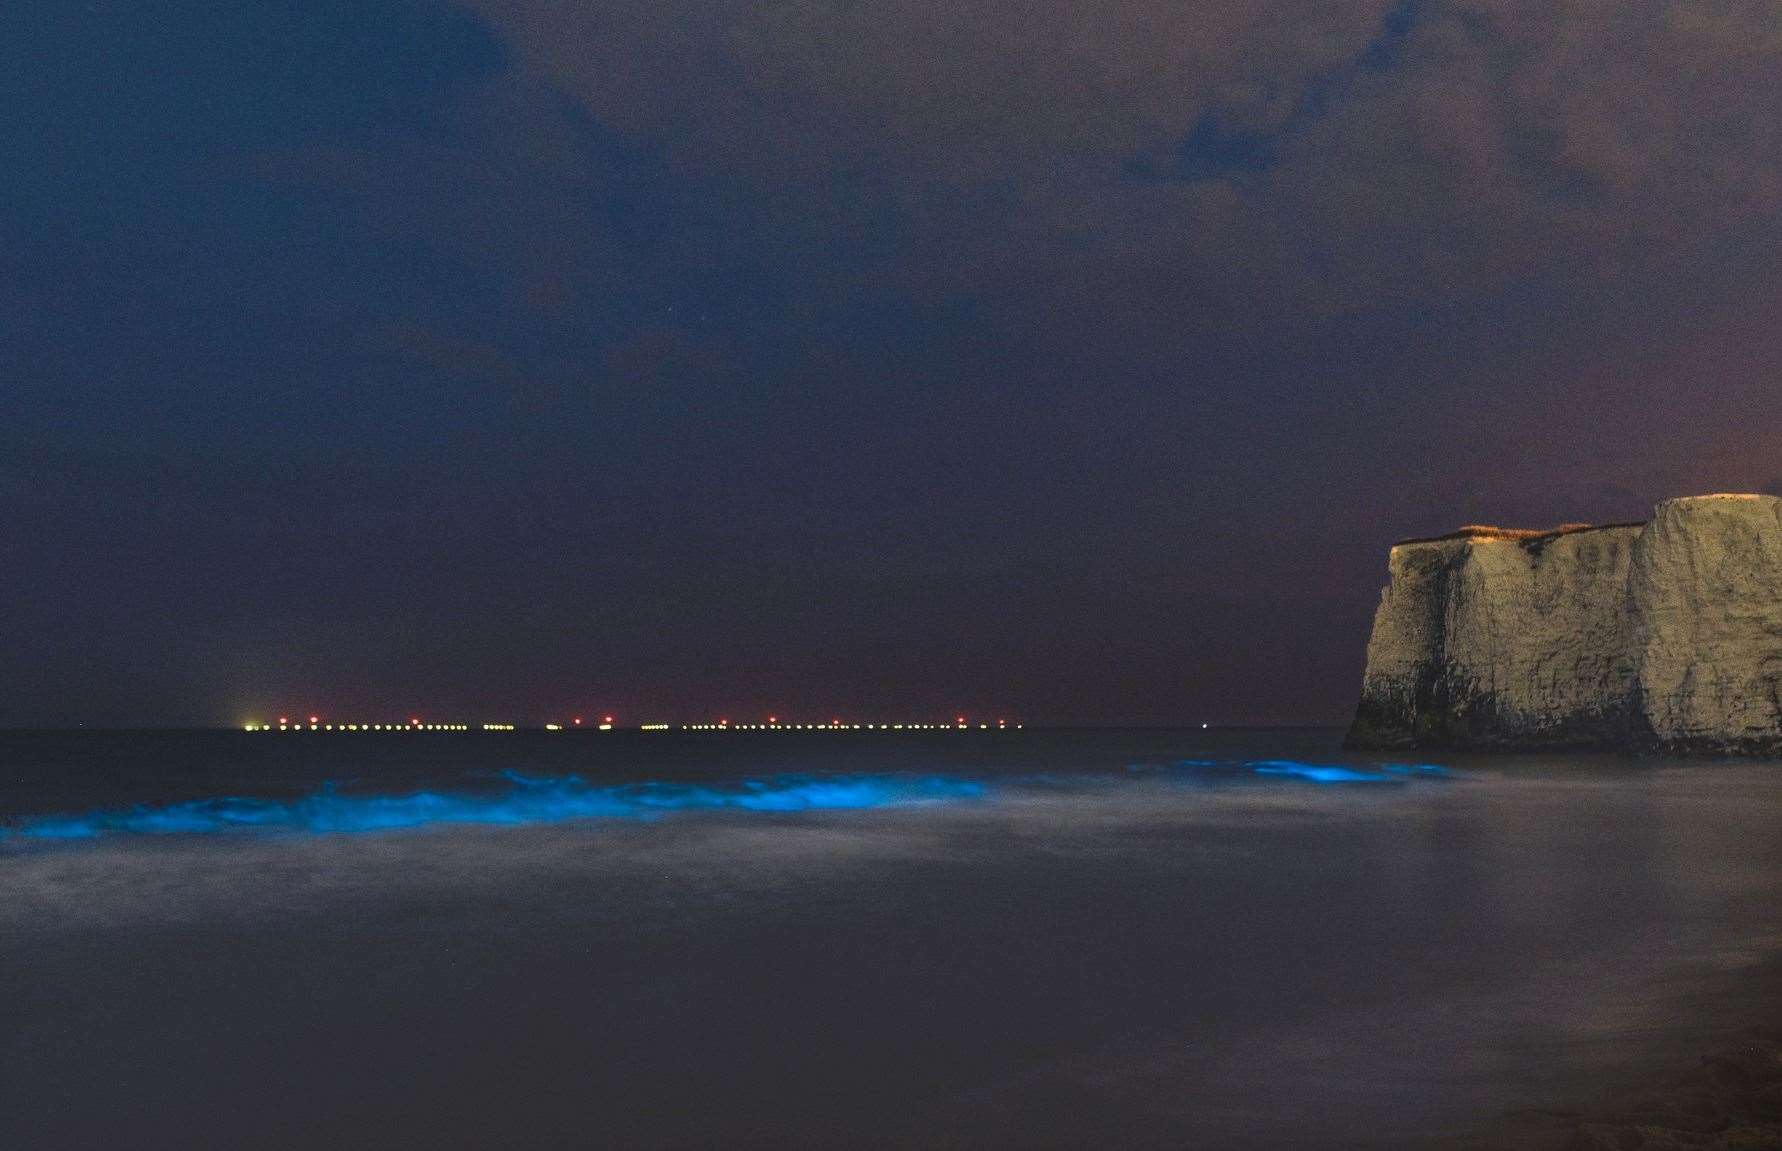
[1345,495,1782,754]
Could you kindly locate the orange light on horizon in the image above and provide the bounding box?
[603,715,614,724]
[309,715,319,724]
[574,717,583,725]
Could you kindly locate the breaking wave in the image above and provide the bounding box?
[6,772,989,840]
[3,759,1451,841]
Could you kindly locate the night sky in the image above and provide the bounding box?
[5,1,1780,727]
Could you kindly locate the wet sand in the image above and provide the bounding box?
[1453,956,1782,1149]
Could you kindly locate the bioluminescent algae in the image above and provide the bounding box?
[7,774,989,840]
[1250,761,1393,783]
[3,757,1456,843]
[1249,760,1452,782]
[1125,759,1452,784]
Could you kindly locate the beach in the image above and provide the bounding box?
[4,729,1779,1147]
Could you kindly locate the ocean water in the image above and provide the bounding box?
[2,728,1779,1148]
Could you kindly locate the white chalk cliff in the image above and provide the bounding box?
[1347,495,1782,753]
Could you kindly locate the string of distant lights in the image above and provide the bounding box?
[242,715,1022,733]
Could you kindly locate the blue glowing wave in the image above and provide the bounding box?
[3,759,1453,842]
[5,772,989,841]
[1251,761,1391,783]
[1123,759,1452,784]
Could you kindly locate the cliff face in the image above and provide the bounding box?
[1628,496,1782,752]
[1347,495,1782,753]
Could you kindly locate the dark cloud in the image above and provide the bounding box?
[465,0,1782,305]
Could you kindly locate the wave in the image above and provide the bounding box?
[6,772,989,840]
[1125,759,1450,783]
[2,759,1450,841]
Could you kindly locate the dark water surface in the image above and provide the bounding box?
[3,729,1779,1148]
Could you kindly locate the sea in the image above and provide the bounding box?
[3,727,1779,1149]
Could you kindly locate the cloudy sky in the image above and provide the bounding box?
[4,0,1780,725]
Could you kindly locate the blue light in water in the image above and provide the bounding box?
[5,774,989,841]
[1249,761,1394,783]
[1135,758,1452,785]
[17,818,103,840]
[1382,763,1451,777]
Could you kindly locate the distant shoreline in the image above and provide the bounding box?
[0,722,1352,734]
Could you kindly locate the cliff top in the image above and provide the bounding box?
[1391,494,1775,550]
[1659,492,1776,507]
[1394,521,1643,548]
